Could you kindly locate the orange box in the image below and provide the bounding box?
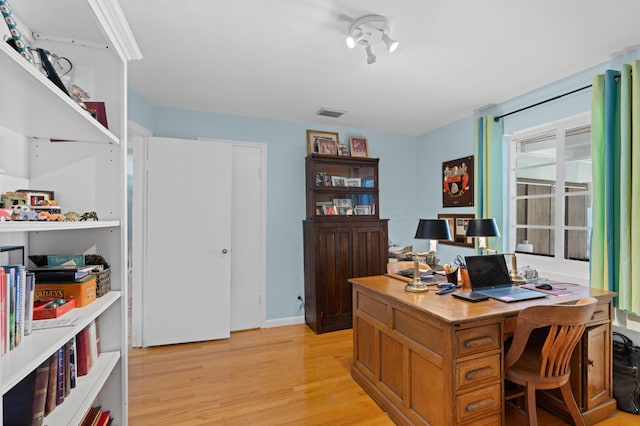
[33,298,76,320]
[34,275,97,307]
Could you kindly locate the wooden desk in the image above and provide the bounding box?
[350,275,617,425]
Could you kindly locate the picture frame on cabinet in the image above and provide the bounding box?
[337,144,349,156]
[345,177,361,187]
[337,207,353,216]
[307,129,339,155]
[333,198,352,208]
[331,176,346,187]
[355,205,371,215]
[349,136,369,157]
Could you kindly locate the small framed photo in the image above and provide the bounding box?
[337,207,353,216]
[333,198,352,208]
[307,130,339,155]
[349,136,369,158]
[331,176,346,187]
[337,144,349,156]
[355,205,371,215]
[345,178,361,187]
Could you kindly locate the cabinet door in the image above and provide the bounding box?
[352,224,388,278]
[316,226,352,331]
[584,323,611,410]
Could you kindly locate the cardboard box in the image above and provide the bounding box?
[33,298,76,320]
[34,275,97,307]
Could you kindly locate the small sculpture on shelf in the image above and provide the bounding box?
[80,211,99,221]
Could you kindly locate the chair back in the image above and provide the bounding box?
[505,297,597,377]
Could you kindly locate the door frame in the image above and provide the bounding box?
[129,128,268,347]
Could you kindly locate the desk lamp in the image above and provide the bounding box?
[407,219,452,292]
[465,218,500,254]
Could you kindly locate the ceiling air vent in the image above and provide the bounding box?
[316,107,346,118]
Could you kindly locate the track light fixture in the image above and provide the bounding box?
[345,14,399,64]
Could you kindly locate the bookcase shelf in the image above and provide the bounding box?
[0,41,119,145]
[0,220,120,233]
[0,291,120,394]
[0,1,138,424]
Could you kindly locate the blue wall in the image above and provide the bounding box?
[128,99,417,320]
[128,49,640,322]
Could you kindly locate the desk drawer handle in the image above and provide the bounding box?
[466,397,495,412]
[464,336,494,349]
[465,366,494,381]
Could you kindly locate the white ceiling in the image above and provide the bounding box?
[121,0,640,136]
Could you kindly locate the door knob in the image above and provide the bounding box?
[222,248,228,254]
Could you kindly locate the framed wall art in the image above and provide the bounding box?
[442,155,473,207]
[307,129,339,155]
[349,136,369,157]
[437,213,475,247]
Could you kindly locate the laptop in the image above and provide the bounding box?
[456,254,546,303]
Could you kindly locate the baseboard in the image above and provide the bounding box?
[263,315,305,328]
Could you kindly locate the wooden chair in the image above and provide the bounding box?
[504,297,597,425]
[386,261,430,274]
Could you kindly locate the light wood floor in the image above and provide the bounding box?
[128,325,637,425]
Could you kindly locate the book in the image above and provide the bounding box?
[68,336,77,389]
[56,345,65,405]
[76,325,92,376]
[96,410,111,426]
[44,352,58,415]
[2,358,50,426]
[80,405,102,426]
[30,265,94,283]
[1,266,5,355]
[24,272,35,335]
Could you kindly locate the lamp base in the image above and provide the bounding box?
[510,272,527,284]
[405,279,429,292]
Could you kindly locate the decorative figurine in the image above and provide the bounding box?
[80,211,99,221]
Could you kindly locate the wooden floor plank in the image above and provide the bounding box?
[128,325,637,425]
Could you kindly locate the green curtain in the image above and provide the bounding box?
[474,115,504,252]
[591,61,640,315]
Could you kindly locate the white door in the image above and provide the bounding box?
[142,137,232,346]
[231,145,262,331]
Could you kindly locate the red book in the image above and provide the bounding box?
[96,410,111,426]
[76,326,90,376]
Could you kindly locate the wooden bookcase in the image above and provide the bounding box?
[0,1,139,424]
[303,154,388,334]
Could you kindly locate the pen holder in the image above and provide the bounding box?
[460,267,470,290]
[445,269,458,284]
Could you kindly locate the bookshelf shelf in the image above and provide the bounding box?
[0,292,120,394]
[0,41,119,145]
[0,220,120,233]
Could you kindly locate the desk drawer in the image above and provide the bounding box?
[456,353,501,391]
[456,382,501,423]
[456,324,501,357]
[590,300,610,324]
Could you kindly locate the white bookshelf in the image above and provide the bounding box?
[0,1,140,424]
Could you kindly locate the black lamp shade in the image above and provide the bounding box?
[414,219,452,240]
[465,218,501,237]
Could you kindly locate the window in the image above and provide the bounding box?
[508,113,592,263]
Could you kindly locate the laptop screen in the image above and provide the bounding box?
[464,254,512,289]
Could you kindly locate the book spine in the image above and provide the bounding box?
[44,353,58,415]
[8,268,15,350]
[56,345,65,405]
[24,272,35,336]
[69,336,77,388]
[0,266,4,356]
[76,326,90,376]
[3,270,8,354]
[64,340,71,396]
[17,265,26,345]
[32,270,83,283]
[32,359,51,426]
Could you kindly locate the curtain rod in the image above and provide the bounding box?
[493,84,592,122]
